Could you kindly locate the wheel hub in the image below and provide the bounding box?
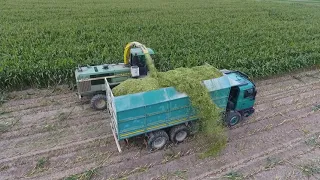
[153,137,166,148]
[230,116,239,125]
[175,131,187,142]
[95,99,106,109]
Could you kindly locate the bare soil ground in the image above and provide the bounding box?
[1,69,320,180]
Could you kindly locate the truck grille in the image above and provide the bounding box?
[78,81,91,92]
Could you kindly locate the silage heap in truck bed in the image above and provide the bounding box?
[112,65,224,96]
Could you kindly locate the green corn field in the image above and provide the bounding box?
[1,0,320,90]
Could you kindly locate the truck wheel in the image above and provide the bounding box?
[169,124,189,143]
[148,130,169,150]
[226,111,242,126]
[91,94,107,110]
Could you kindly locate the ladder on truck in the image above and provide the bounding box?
[104,77,122,152]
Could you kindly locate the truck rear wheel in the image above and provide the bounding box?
[226,111,242,126]
[169,124,189,143]
[148,130,169,150]
[91,94,107,110]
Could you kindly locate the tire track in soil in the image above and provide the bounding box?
[0,70,320,180]
[0,92,111,159]
[254,69,320,91]
[1,110,105,141]
[0,135,115,180]
[220,143,320,180]
[215,133,320,180]
[195,133,320,180]
[255,80,320,106]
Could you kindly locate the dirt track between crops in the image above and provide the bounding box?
[1,69,320,180]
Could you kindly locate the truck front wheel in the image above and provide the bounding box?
[226,111,242,126]
[91,94,107,110]
[147,130,169,151]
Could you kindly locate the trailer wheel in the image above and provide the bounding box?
[226,111,242,126]
[148,130,169,150]
[169,124,189,143]
[91,94,107,110]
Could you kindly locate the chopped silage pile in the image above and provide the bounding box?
[112,77,161,96]
[112,65,223,96]
[112,52,227,157]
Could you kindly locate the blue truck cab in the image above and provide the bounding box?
[105,69,257,152]
[222,70,257,124]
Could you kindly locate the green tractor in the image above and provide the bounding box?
[75,42,155,110]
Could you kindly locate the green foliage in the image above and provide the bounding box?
[1,0,320,90]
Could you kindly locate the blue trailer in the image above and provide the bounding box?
[105,69,257,152]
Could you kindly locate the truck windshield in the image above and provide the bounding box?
[235,71,255,87]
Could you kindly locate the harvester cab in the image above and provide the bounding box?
[74,42,155,110]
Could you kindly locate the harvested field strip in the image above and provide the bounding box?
[0,120,111,160]
[0,115,107,145]
[256,76,320,98]
[125,111,320,179]
[3,110,104,134]
[0,139,112,179]
[194,131,320,179]
[254,70,320,87]
[227,144,320,179]
[0,135,112,165]
[228,95,319,141]
[255,80,320,105]
[0,101,81,118]
[1,70,320,180]
[2,93,75,107]
[231,88,319,131]
[1,97,79,115]
[256,86,320,110]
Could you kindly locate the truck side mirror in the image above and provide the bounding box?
[244,88,256,100]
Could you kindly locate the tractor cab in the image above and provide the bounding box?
[222,70,257,118]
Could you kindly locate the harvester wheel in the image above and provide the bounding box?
[91,94,107,110]
[226,111,242,126]
[147,130,169,151]
[169,124,189,143]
